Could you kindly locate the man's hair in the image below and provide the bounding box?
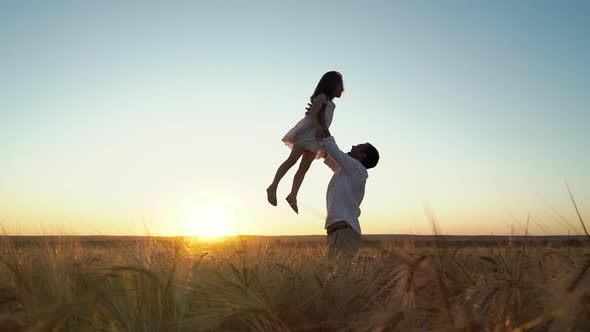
[361,143,379,169]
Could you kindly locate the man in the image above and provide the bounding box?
[320,130,379,258]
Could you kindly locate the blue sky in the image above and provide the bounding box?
[1,1,589,236]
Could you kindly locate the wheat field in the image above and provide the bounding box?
[0,234,588,332]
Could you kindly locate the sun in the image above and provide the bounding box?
[181,203,237,239]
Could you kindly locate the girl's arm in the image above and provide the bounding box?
[317,104,327,129]
[307,93,327,131]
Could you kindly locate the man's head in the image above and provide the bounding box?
[348,143,379,169]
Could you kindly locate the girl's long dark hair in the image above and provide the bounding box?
[310,71,343,102]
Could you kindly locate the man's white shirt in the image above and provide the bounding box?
[321,136,368,235]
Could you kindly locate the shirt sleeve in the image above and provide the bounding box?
[323,154,340,172]
[321,136,360,175]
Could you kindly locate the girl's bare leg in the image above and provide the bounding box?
[267,145,304,206]
[286,149,314,214]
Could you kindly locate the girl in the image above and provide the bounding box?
[267,71,344,213]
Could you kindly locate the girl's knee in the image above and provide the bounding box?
[298,159,313,171]
[299,164,312,173]
[286,156,299,166]
[303,159,314,168]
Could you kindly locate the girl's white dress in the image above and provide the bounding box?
[282,100,335,159]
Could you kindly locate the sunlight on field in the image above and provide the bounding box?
[0,235,588,331]
[181,203,237,237]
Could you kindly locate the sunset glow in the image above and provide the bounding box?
[181,203,237,238]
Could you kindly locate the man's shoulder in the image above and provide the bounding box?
[341,156,368,178]
[355,160,369,179]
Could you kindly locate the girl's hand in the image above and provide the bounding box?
[316,127,330,139]
[315,128,323,139]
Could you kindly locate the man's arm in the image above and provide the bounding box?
[321,136,360,175]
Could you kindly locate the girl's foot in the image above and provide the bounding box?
[266,187,277,206]
[285,194,298,214]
